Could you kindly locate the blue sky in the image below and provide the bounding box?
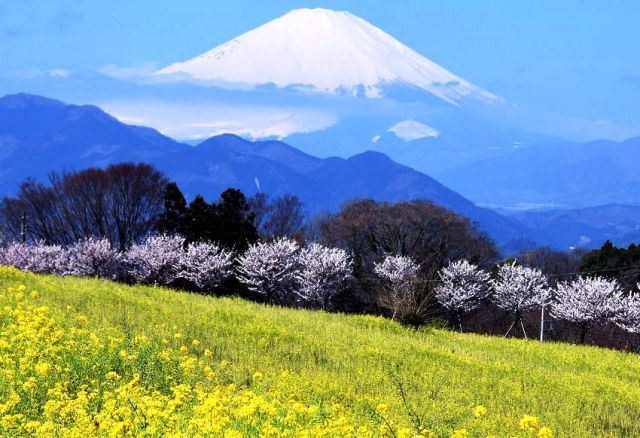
[2,0,639,140]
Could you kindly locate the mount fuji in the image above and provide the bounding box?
[155,8,498,105]
[96,7,631,211]
[147,8,545,180]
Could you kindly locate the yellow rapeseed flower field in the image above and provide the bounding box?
[1,266,639,436]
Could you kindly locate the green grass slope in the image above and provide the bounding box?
[1,267,639,436]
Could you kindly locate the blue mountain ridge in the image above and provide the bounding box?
[0,93,567,253]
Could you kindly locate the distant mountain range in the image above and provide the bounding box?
[504,204,640,250]
[0,93,545,253]
[439,137,640,209]
[2,93,638,253]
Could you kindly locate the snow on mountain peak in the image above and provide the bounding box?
[388,120,440,141]
[155,8,498,104]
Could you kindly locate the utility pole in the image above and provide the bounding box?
[539,304,545,342]
[20,212,26,243]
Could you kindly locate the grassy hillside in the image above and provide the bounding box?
[1,267,639,436]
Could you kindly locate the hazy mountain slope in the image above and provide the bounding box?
[0,93,187,194]
[439,137,640,209]
[506,204,640,249]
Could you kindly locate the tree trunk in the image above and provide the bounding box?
[580,324,588,344]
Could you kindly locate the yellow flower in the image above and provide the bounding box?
[538,427,553,438]
[451,429,469,438]
[22,377,38,391]
[376,403,389,415]
[106,371,120,380]
[204,349,213,358]
[520,414,539,430]
[35,362,51,376]
[192,339,200,347]
[474,404,488,418]
[253,371,264,382]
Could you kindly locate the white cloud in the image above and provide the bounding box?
[100,100,337,140]
[388,119,439,141]
[48,68,70,78]
[3,68,71,79]
[98,63,159,80]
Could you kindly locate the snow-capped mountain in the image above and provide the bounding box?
[155,8,498,105]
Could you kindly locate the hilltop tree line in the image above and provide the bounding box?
[1,162,639,349]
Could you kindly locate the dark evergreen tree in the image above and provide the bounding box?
[182,195,216,244]
[580,241,640,292]
[158,182,187,235]
[213,188,259,251]
[156,184,259,250]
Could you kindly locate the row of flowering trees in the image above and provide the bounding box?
[371,253,640,341]
[0,236,234,290]
[0,236,353,311]
[2,236,640,343]
[432,258,640,342]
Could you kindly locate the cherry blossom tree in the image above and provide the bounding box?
[66,237,121,279]
[551,276,624,343]
[126,234,185,286]
[490,262,549,338]
[0,241,68,275]
[295,243,352,310]
[0,242,31,271]
[179,242,234,292]
[374,255,429,324]
[236,237,300,304]
[436,259,490,331]
[615,289,640,334]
